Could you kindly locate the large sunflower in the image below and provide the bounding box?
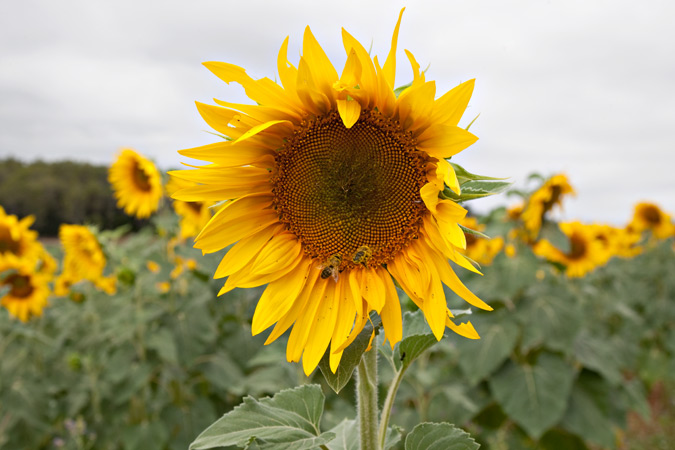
[172,9,493,375]
[109,149,163,219]
[521,174,575,239]
[629,202,674,240]
[533,221,606,277]
[1,255,50,322]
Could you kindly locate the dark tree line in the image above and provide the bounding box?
[0,159,144,236]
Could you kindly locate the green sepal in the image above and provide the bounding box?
[458,224,491,240]
[450,162,509,183]
[393,81,412,98]
[441,180,512,202]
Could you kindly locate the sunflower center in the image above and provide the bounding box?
[641,206,661,225]
[0,226,21,255]
[5,274,34,299]
[273,110,428,269]
[567,233,587,260]
[132,162,152,192]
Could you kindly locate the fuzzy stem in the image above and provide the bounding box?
[357,348,379,450]
[378,365,406,448]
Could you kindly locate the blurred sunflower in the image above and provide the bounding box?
[1,255,50,322]
[0,206,40,262]
[521,174,575,239]
[459,217,503,266]
[591,223,642,260]
[172,9,493,375]
[109,149,163,219]
[533,221,606,277]
[166,176,214,240]
[55,225,117,295]
[629,202,674,240]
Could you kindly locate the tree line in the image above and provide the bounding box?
[0,158,143,236]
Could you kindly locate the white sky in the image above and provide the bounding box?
[1,0,674,224]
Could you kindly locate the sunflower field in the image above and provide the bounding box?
[2,9,675,450]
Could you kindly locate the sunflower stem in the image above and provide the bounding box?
[357,348,379,450]
[378,365,406,449]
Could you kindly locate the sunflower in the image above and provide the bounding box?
[0,205,41,263]
[591,223,641,260]
[521,174,575,239]
[629,202,674,240]
[166,176,214,240]
[459,217,504,266]
[1,255,50,322]
[172,9,493,375]
[56,224,117,295]
[109,148,163,219]
[533,221,606,277]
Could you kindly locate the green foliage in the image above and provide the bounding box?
[0,158,138,235]
[405,423,479,450]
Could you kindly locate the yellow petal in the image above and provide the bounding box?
[362,268,385,313]
[194,194,275,253]
[234,119,293,144]
[247,233,302,275]
[382,8,405,89]
[302,26,339,99]
[178,141,274,166]
[337,99,362,129]
[287,278,329,363]
[341,29,378,108]
[265,270,321,345]
[431,79,476,127]
[277,36,298,93]
[417,123,478,159]
[302,281,340,375]
[329,279,357,371]
[379,267,402,349]
[219,250,303,294]
[214,224,281,279]
[251,259,313,335]
[446,314,480,339]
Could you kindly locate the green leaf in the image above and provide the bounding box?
[489,352,576,439]
[517,292,584,353]
[573,332,625,386]
[189,384,335,449]
[404,422,479,450]
[318,315,381,394]
[449,162,508,183]
[442,180,512,202]
[537,429,589,450]
[146,328,178,364]
[559,371,619,449]
[455,310,520,385]
[393,310,442,372]
[326,419,401,450]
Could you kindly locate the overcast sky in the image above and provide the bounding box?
[1,0,674,224]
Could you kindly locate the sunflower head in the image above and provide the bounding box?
[533,221,607,277]
[1,255,50,322]
[172,9,497,375]
[630,202,674,239]
[109,149,163,219]
[58,224,115,294]
[521,174,575,238]
[0,206,41,262]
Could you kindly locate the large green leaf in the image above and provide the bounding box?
[449,162,508,183]
[573,332,626,386]
[318,315,381,394]
[405,422,479,450]
[489,352,576,439]
[455,310,520,385]
[517,292,584,353]
[189,384,335,449]
[559,371,619,449]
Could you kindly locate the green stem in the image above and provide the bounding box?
[377,366,406,449]
[357,348,379,450]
